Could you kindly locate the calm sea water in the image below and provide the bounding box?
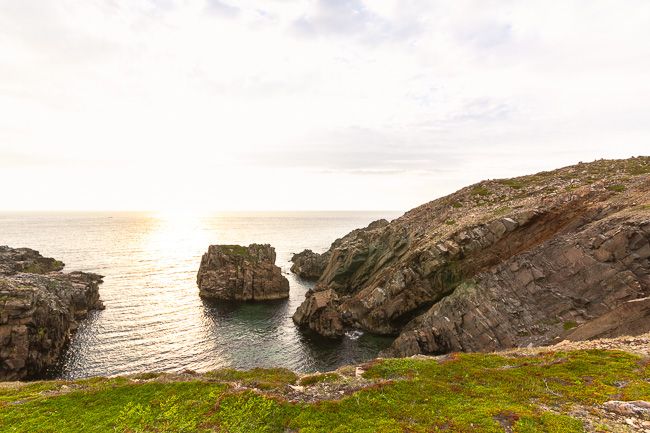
[0,211,401,379]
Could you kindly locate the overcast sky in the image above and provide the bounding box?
[1,0,649,212]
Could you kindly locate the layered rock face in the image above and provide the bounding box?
[197,244,289,301]
[292,157,650,356]
[0,246,104,380]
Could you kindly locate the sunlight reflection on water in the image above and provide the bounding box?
[0,211,399,378]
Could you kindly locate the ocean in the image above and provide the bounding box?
[0,211,401,379]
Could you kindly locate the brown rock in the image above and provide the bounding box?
[292,289,344,338]
[291,157,650,358]
[197,244,289,301]
[0,246,104,381]
[290,249,328,280]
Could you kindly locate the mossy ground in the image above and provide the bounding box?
[219,245,251,257]
[1,349,648,432]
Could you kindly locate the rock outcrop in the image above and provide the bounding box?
[0,246,104,381]
[292,157,650,355]
[290,250,329,280]
[197,244,289,301]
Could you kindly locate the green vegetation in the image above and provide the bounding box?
[204,368,297,390]
[220,245,251,257]
[492,206,512,217]
[497,179,525,189]
[450,200,463,208]
[1,350,648,432]
[298,372,340,386]
[563,321,578,331]
[471,185,492,196]
[606,184,626,192]
[624,158,650,175]
[444,219,456,226]
[22,260,64,274]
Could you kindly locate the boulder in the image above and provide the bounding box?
[292,289,344,338]
[197,244,289,301]
[290,249,328,280]
[0,246,104,380]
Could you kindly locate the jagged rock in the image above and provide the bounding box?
[292,289,344,338]
[290,249,328,280]
[197,244,289,301]
[293,157,650,357]
[0,246,104,381]
[0,247,64,275]
[384,215,650,356]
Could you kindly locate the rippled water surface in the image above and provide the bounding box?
[0,211,401,379]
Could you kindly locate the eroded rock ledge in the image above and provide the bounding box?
[0,246,104,381]
[292,157,650,356]
[197,244,289,301]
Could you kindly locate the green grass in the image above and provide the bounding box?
[498,179,525,189]
[22,259,64,274]
[492,206,512,217]
[298,372,340,386]
[220,245,251,257]
[606,184,626,192]
[1,350,648,432]
[204,368,297,390]
[471,185,492,196]
[563,321,578,331]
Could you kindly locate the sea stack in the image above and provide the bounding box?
[197,244,289,301]
[0,246,104,380]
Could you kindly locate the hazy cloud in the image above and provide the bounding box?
[0,0,649,211]
[292,0,421,43]
[205,0,239,18]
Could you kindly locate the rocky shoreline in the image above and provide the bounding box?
[2,157,648,384]
[0,246,104,381]
[291,157,650,357]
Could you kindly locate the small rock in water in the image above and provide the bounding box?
[345,330,364,340]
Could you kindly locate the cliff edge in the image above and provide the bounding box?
[0,246,104,380]
[292,157,650,357]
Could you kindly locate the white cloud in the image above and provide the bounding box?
[0,0,649,211]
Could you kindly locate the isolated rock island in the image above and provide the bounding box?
[197,244,289,301]
[292,157,650,356]
[0,246,104,380]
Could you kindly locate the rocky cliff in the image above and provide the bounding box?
[290,250,329,280]
[197,244,289,301]
[0,246,104,380]
[292,157,650,357]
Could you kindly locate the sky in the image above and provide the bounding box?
[1,0,649,212]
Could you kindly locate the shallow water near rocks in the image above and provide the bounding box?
[0,211,399,379]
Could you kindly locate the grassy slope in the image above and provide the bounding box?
[1,350,648,432]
